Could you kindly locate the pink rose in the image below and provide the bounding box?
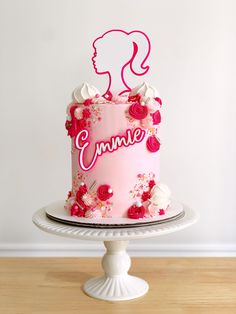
[97,184,113,201]
[129,102,148,120]
[146,136,160,152]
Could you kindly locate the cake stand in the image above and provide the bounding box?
[32,202,198,301]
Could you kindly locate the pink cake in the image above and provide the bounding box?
[64,82,172,220]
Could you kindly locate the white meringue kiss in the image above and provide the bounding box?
[73,82,100,103]
[130,82,160,111]
[129,82,160,98]
[149,183,171,209]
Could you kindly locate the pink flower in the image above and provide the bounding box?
[146,136,160,152]
[129,102,148,120]
[97,184,113,201]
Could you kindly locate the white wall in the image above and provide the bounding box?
[0,0,236,256]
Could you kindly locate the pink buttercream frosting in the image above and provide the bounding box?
[65,82,165,219]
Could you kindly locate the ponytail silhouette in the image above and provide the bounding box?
[92,29,151,97]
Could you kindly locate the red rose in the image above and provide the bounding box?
[129,102,148,120]
[149,180,156,189]
[152,110,161,125]
[83,99,93,106]
[146,136,160,152]
[83,108,91,119]
[159,209,165,215]
[141,191,151,201]
[127,204,145,219]
[97,184,113,201]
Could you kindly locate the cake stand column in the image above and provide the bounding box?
[83,240,149,301]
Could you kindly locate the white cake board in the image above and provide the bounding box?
[32,202,198,302]
[46,200,184,228]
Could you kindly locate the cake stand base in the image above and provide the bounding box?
[83,240,148,301]
[33,203,198,302]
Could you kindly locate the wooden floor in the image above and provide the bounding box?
[0,258,236,314]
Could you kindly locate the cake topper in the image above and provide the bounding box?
[92,29,151,98]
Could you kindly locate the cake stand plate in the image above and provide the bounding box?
[32,202,198,301]
[45,200,184,228]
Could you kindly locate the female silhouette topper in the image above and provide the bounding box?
[92,29,151,98]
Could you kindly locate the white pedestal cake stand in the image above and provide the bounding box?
[32,202,198,302]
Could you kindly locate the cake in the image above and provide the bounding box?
[64,81,171,220]
[64,29,172,221]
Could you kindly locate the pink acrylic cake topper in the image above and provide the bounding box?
[92,29,151,97]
